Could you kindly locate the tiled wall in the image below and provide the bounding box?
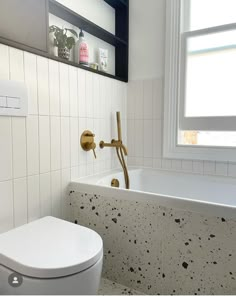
[127,78,236,178]
[0,44,127,234]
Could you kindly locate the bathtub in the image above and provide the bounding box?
[70,167,236,219]
[69,168,236,294]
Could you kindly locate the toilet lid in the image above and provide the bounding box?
[0,217,103,278]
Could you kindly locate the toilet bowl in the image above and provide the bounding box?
[0,217,103,295]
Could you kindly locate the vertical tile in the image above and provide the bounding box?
[215,162,228,176]
[134,80,143,119]
[86,71,94,118]
[78,118,87,165]
[37,56,50,115]
[40,173,51,217]
[27,175,40,222]
[127,80,135,119]
[61,117,70,169]
[51,170,61,218]
[59,63,70,116]
[24,52,38,114]
[78,69,86,117]
[0,117,12,181]
[153,78,163,120]
[70,117,79,167]
[50,116,61,171]
[39,116,51,173]
[0,44,9,79]
[153,119,162,158]
[143,80,153,119]
[0,181,13,234]
[93,75,100,118]
[49,60,60,116]
[134,120,144,157]
[26,115,39,176]
[204,161,216,175]
[13,178,27,227]
[12,117,27,178]
[171,159,182,171]
[182,160,193,172]
[228,163,236,178]
[61,168,71,221]
[127,120,135,157]
[193,160,204,174]
[144,120,153,158]
[162,159,172,169]
[69,66,78,117]
[9,47,24,81]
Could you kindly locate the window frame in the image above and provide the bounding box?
[163,0,236,162]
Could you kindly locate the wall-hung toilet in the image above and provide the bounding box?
[0,217,103,295]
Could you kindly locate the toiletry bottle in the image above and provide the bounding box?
[78,29,89,66]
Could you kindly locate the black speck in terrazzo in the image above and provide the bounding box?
[134,240,137,244]
[112,218,117,223]
[213,261,217,265]
[162,273,165,278]
[210,234,216,238]
[163,212,166,216]
[185,242,189,246]
[95,212,99,216]
[92,206,95,210]
[221,217,226,222]
[80,206,84,209]
[118,213,121,217]
[182,262,188,269]
[129,267,134,272]
[137,280,141,284]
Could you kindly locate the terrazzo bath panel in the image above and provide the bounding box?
[68,169,236,295]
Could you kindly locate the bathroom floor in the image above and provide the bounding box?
[99,278,143,295]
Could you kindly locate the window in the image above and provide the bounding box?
[164,0,236,162]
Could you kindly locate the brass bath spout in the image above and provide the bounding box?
[99,112,130,189]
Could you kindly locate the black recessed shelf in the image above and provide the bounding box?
[0,0,129,82]
[48,0,129,82]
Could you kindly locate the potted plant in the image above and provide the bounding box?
[49,25,78,60]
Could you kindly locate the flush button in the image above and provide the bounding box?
[0,96,7,107]
[7,97,20,109]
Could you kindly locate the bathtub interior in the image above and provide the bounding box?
[82,168,236,207]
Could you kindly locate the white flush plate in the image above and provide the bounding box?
[0,80,28,117]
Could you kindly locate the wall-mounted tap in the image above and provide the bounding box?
[99,112,130,189]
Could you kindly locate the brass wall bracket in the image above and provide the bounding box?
[80,130,96,159]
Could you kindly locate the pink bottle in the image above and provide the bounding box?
[79,29,89,65]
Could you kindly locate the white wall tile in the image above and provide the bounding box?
[39,116,51,173]
[134,81,143,119]
[153,78,163,120]
[171,159,182,171]
[144,120,153,158]
[93,75,100,118]
[78,117,87,165]
[86,72,94,118]
[0,44,9,79]
[228,163,236,178]
[182,160,193,172]
[193,160,204,174]
[153,120,162,158]
[61,117,70,169]
[204,161,216,175]
[69,66,78,117]
[9,48,24,81]
[12,117,27,178]
[0,181,13,234]
[61,168,71,220]
[162,159,172,169]
[24,52,38,115]
[143,80,153,119]
[27,175,40,222]
[70,117,79,167]
[40,173,51,217]
[51,170,61,218]
[50,116,61,171]
[0,117,12,181]
[215,162,228,177]
[78,69,86,117]
[13,178,27,227]
[127,81,135,119]
[37,56,50,115]
[135,120,143,157]
[26,116,39,176]
[49,60,60,116]
[59,63,70,116]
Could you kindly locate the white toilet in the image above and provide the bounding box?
[0,217,103,295]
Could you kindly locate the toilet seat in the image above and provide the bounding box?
[0,217,103,279]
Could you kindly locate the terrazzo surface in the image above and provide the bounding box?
[99,278,143,295]
[69,191,236,295]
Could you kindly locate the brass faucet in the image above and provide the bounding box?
[100,112,130,189]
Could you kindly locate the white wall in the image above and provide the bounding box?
[0,43,127,234]
[129,0,166,80]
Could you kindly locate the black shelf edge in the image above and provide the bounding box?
[49,0,127,47]
[0,36,127,82]
[104,0,127,9]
